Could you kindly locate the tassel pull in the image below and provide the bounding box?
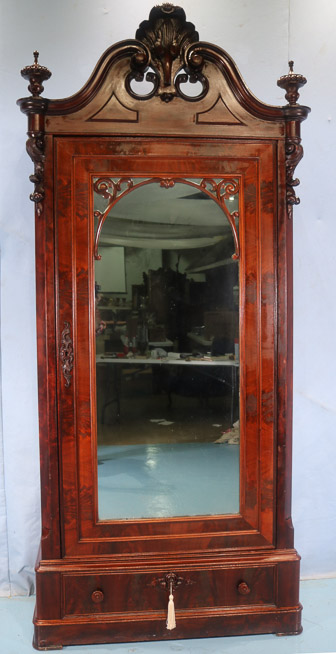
[166,581,176,630]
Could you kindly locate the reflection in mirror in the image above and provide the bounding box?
[94,179,240,520]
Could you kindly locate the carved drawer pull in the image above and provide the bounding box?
[237,581,251,595]
[148,573,195,632]
[91,589,104,604]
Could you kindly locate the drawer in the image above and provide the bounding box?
[62,565,275,616]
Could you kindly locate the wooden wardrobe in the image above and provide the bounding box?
[18,5,309,649]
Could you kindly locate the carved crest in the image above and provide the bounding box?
[127,4,208,103]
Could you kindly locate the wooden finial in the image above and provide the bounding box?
[20,51,51,97]
[277,61,307,105]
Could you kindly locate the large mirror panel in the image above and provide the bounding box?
[94,178,240,520]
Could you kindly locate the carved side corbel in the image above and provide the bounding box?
[284,137,304,220]
[25,131,46,216]
[17,52,51,217]
[277,61,310,219]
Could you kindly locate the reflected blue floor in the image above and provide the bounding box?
[98,442,239,520]
[2,578,336,653]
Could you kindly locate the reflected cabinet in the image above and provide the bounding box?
[18,5,310,649]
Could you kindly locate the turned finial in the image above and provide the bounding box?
[20,51,52,97]
[277,60,307,105]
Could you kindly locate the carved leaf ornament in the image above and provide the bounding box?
[126,4,208,103]
[60,321,74,388]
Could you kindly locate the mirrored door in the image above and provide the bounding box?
[93,177,240,520]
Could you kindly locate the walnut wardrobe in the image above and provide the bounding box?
[18,5,310,650]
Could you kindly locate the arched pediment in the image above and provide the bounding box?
[41,4,288,137]
[17,4,310,216]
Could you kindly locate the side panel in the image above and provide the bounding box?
[35,135,61,561]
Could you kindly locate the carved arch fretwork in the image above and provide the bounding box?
[93,176,240,261]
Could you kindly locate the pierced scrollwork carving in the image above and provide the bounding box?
[60,321,74,388]
[285,137,304,220]
[200,178,240,258]
[200,178,240,201]
[93,177,134,202]
[126,4,208,103]
[93,176,240,260]
[93,177,134,259]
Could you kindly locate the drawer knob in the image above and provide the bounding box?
[91,589,104,603]
[237,581,251,595]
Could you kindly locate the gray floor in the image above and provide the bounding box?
[1,578,335,653]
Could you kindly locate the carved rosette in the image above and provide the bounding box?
[17,52,51,217]
[127,4,208,103]
[60,321,74,388]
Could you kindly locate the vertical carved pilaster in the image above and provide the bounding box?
[60,321,74,388]
[277,61,310,219]
[17,52,51,217]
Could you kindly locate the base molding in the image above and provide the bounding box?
[33,549,302,649]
